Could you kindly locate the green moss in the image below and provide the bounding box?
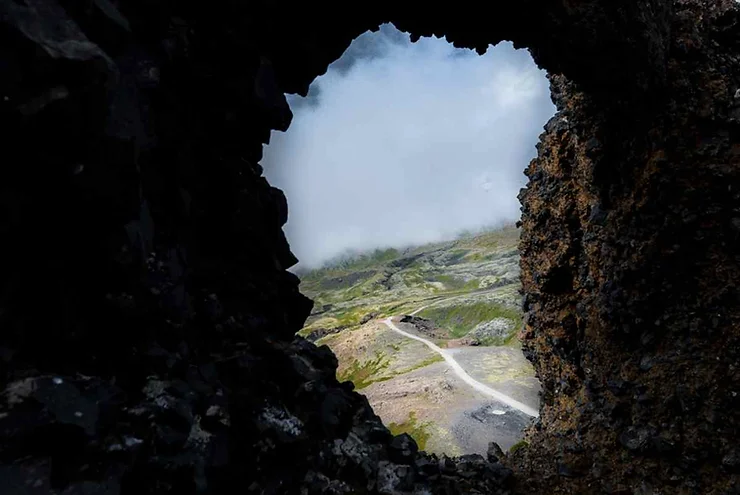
[337,351,391,389]
[403,269,425,286]
[339,348,442,389]
[417,301,522,339]
[509,440,528,454]
[297,326,319,338]
[306,248,402,277]
[455,225,518,250]
[315,334,341,348]
[429,274,467,290]
[445,250,470,264]
[343,271,391,300]
[380,302,405,315]
[327,306,371,328]
[478,333,517,347]
[398,354,444,374]
[296,225,523,342]
[388,411,432,451]
[378,300,428,317]
[336,311,361,327]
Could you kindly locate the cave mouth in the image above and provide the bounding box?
[8,1,735,493]
[262,24,552,457]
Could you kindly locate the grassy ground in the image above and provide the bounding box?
[337,351,392,389]
[417,301,522,339]
[298,225,523,346]
[295,226,538,456]
[337,351,444,390]
[388,411,432,451]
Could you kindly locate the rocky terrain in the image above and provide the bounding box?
[300,226,522,340]
[1,0,738,494]
[299,228,540,457]
[315,316,539,457]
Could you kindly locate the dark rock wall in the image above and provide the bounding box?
[0,0,737,493]
[516,2,740,492]
[0,1,510,493]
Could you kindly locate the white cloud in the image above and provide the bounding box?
[262,26,555,269]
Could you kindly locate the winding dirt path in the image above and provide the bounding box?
[381,317,539,418]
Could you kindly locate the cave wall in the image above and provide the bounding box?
[516,3,740,492]
[0,0,738,493]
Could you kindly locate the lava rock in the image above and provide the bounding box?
[722,449,740,472]
[487,441,505,463]
[619,426,653,451]
[389,434,419,464]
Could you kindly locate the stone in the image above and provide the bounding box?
[0,0,738,494]
[360,312,378,324]
[588,204,608,225]
[619,426,652,451]
[467,318,516,344]
[487,441,505,463]
[389,433,419,464]
[722,449,740,472]
[557,462,583,478]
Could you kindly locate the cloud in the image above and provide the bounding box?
[288,24,407,111]
[263,25,555,269]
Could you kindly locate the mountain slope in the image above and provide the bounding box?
[297,226,540,455]
[299,225,522,339]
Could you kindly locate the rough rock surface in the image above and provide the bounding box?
[467,319,515,344]
[398,316,444,340]
[305,326,346,344]
[0,0,738,494]
[515,2,740,492]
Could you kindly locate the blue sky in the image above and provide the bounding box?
[263,24,555,268]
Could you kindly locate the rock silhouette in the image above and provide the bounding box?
[0,0,738,493]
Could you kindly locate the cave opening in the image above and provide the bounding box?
[262,24,553,457]
[3,1,737,493]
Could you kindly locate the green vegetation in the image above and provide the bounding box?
[398,354,444,374]
[302,248,401,283]
[402,269,425,286]
[295,226,535,456]
[338,350,443,390]
[297,225,523,345]
[297,326,313,338]
[418,302,521,339]
[334,307,365,327]
[509,440,528,454]
[388,411,432,451]
[443,250,470,265]
[337,351,391,389]
[465,251,501,262]
[428,274,479,291]
[455,224,518,249]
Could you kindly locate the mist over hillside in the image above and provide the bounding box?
[263,25,554,268]
[294,221,518,275]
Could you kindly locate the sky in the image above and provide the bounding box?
[262,24,555,269]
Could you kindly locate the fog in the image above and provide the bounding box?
[262,25,555,269]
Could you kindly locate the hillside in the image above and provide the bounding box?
[297,226,540,455]
[299,225,522,340]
